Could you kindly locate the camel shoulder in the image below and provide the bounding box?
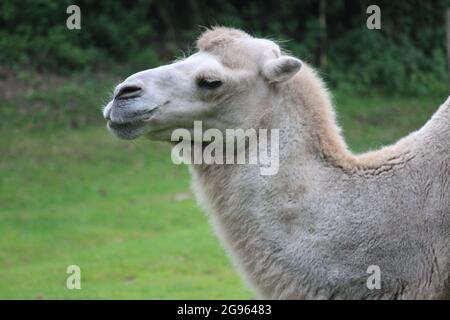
[417,96,450,146]
[343,97,450,176]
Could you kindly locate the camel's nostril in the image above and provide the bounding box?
[115,85,143,100]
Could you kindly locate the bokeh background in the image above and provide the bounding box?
[0,0,449,299]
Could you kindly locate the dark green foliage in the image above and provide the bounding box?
[0,0,449,94]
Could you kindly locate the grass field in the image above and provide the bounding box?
[0,72,446,299]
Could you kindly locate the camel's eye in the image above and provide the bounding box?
[197,78,222,90]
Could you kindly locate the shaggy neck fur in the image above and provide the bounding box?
[276,64,354,166]
[190,63,450,299]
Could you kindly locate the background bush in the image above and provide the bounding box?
[0,0,449,95]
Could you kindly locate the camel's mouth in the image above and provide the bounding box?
[104,102,162,140]
[107,119,149,140]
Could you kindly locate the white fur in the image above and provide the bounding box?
[104,27,450,299]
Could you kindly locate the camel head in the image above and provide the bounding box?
[103,27,302,140]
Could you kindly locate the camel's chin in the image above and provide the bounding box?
[144,128,174,141]
[107,121,148,140]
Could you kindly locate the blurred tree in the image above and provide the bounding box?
[447,8,450,93]
[319,0,327,69]
[0,0,448,95]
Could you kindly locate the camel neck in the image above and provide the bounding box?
[271,64,357,171]
[188,66,358,298]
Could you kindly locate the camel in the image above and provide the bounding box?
[103,27,450,299]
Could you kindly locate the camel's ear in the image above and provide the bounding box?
[263,57,302,83]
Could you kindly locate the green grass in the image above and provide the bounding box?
[0,72,446,299]
[0,126,250,299]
